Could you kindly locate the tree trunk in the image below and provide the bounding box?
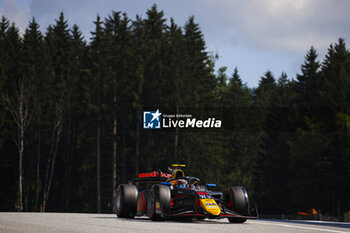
[17,85,25,212]
[112,77,117,213]
[135,104,140,173]
[42,98,65,212]
[96,73,101,213]
[35,128,41,211]
[17,123,24,211]
[42,121,62,211]
[60,116,73,212]
[174,105,179,161]
[97,123,101,213]
[2,73,36,212]
[42,132,54,211]
[65,125,75,211]
[46,125,62,211]
[122,116,125,183]
[112,116,117,213]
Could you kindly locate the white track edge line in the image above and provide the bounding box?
[252,221,350,233]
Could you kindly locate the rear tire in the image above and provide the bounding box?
[147,184,171,221]
[226,186,249,223]
[116,184,138,218]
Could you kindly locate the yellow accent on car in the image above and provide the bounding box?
[199,199,221,216]
[171,164,186,167]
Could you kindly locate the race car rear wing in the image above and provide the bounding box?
[129,170,172,183]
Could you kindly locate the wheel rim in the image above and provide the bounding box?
[116,189,121,212]
[241,187,249,213]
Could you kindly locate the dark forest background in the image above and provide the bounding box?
[0,5,349,220]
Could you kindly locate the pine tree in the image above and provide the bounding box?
[58,24,86,211]
[183,16,216,107]
[91,14,103,214]
[142,4,167,107]
[140,5,170,170]
[217,66,228,87]
[42,12,72,212]
[316,38,350,217]
[321,39,350,109]
[165,18,186,161]
[20,17,47,211]
[0,16,10,152]
[252,71,280,213]
[220,67,256,193]
[296,46,320,125]
[131,15,145,173]
[88,14,116,213]
[105,11,136,211]
[165,17,185,107]
[0,16,10,83]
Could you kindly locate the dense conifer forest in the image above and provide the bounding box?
[0,5,349,220]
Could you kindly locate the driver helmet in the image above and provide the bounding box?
[177,179,188,188]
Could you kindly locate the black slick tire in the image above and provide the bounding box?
[226,186,249,223]
[116,184,138,218]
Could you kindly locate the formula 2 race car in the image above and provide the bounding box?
[115,164,257,223]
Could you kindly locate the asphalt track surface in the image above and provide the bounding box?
[1,213,350,233]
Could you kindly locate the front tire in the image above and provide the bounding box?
[226,186,249,223]
[116,184,138,218]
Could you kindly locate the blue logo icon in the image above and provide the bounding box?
[143,110,162,129]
